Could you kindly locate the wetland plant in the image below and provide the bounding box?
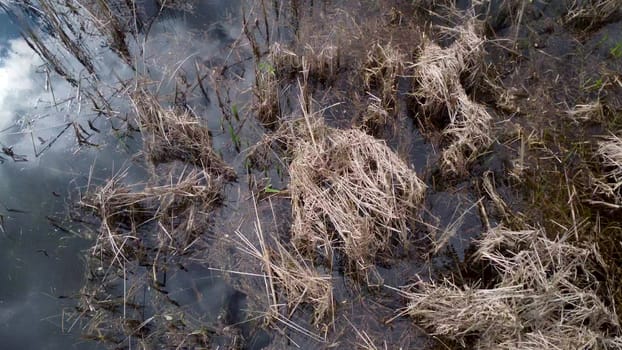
[412,19,492,176]
[398,226,622,349]
[289,101,426,276]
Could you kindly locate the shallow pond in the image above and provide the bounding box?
[0,3,244,348]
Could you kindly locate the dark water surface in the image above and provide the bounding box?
[0,3,241,349]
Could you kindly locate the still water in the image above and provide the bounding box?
[0,2,241,348]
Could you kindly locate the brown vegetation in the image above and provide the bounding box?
[412,19,492,175]
[596,133,622,206]
[236,205,333,328]
[289,107,426,275]
[131,92,237,181]
[399,226,622,349]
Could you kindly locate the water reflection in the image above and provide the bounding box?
[0,2,243,348]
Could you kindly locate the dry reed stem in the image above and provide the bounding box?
[289,116,426,273]
[364,42,404,110]
[413,19,492,175]
[235,200,333,327]
[566,0,622,28]
[131,92,236,181]
[400,226,622,348]
[596,133,622,204]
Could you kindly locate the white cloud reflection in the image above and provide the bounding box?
[0,39,44,130]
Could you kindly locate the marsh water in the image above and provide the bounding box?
[3,1,621,349]
[0,3,245,348]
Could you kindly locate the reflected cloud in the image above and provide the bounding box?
[0,39,43,130]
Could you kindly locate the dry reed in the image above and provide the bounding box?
[413,19,492,175]
[399,226,622,349]
[234,198,333,329]
[595,133,622,206]
[131,92,236,181]
[289,113,426,274]
[363,42,405,128]
[566,0,622,28]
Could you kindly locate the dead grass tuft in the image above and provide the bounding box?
[364,42,405,111]
[235,199,333,329]
[254,58,281,127]
[268,41,340,82]
[131,92,236,181]
[565,0,622,29]
[595,133,622,205]
[412,19,492,175]
[440,88,493,175]
[289,113,426,274]
[399,226,622,349]
[80,167,223,266]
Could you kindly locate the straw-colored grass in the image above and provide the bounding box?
[441,87,493,175]
[399,226,622,349]
[268,40,340,83]
[412,19,491,175]
[80,167,223,266]
[236,220,333,327]
[595,133,622,206]
[364,42,405,111]
[254,58,281,127]
[131,92,236,181]
[289,114,426,274]
[566,0,622,28]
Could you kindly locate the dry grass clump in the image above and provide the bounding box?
[399,226,622,349]
[565,0,622,29]
[441,88,493,174]
[301,43,341,83]
[80,167,223,265]
[364,42,405,112]
[412,20,492,175]
[362,93,391,131]
[254,58,281,127]
[131,92,236,181]
[595,133,622,205]
[237,216,333,327]
[289,116,426,274]
[268,41,340,83]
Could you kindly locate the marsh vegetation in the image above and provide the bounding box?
[3,0,622,348]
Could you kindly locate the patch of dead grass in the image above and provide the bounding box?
[412,19,492,175]
[131,92,236,181]
[289,111,426,275]
[398,226,622,349]
[566,0,622,29]
[595,133,622,206]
